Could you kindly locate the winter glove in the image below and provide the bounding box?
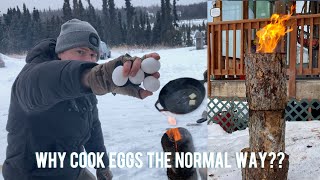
[86,54,143,98]
[96,167,113,180]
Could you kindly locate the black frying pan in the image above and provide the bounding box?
[154,77,206,114]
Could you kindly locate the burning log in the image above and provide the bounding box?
[243,53,289,180]
[161,127,197,180]
[242,6,295,180]
[242,44,289,180]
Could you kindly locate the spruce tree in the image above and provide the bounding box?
[32,8,40,21]
[118,11,126,44]
[73,0,79,18]
[102,0,109,20]
[203,21,207,45]
[165,0,172,25]
[125,0,134,28]
[139,10,145,30]
[32,8,42,44]
[152,11,161,45]
[108,0,120,45]
[133,15,140,45]
[86,0,96,23]
[16,6,21,19]
[102,0,110,43]
[62,0,73,21]
[173,0,179,27]
[45,17,53,38]
[182,24,187,45]
[160,0,166,42]
[4,8,13,26]
[145,16,152,46]
[53,16,62,38]
[78,0,85,20]
[125,0,135,45]
[95,16,104,42]
[22,4,32,51]
[186,23,193,47]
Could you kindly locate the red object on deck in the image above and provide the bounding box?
[213,111,239,133]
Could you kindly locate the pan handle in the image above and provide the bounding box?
[155,100,166,112]
[198,80,206,85]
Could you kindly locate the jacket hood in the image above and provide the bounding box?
[26,38,59,63]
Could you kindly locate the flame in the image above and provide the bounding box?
[161,112,177,126]
[162,114,180,151]
[256,5,295,53]
[167,116,177,126]
[166,128,182,142]
[166,128,182,151]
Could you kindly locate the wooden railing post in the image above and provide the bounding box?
[289,20,297,98]
[207,25,212,97]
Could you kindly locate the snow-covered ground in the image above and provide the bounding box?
[179,19,207,26]
[208,121,320,180]
[0,47,208,180]
[1,46,320,179]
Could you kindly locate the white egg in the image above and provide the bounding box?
[129,69,145,84]
[141,57,161,74]
[143,76,160,92]
[112,66,128,86]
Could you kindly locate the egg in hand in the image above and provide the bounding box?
[143,76,160,92]
[112,66,129,86]
[141,57,161,74]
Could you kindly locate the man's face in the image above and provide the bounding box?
[58,47,98,62]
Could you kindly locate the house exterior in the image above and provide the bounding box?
[207,1,320,130]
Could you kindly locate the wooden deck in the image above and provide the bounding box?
[208,14,320,99]
[210,79,320,100]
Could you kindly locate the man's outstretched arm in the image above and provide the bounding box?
[15,60,97,113]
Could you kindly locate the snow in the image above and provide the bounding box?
[179,19,207,26]
[0,47,208,179]
[1,45,320,179]
[208,121,320,180]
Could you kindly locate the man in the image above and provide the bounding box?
[3,19,160,180]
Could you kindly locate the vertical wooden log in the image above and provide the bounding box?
[241,148,289,180]
[161,127,197,180]
[242,53,289,180]
[245,53,287,112]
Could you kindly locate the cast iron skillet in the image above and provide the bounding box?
[155,78,206,114]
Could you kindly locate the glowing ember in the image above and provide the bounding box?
[166,128,182,142]
[167,116,177,126]
[256,5,295,53]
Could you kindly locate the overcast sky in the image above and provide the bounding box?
[0,0,206,14]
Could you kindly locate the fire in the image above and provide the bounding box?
[161,112,177,126]
[167,116,177,126]
[256,5,295,53]
[166,128,182,142]
[166,128,182,151]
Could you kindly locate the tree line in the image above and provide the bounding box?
[0,0,207,54]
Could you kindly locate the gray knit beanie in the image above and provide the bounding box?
[55,19,100,56]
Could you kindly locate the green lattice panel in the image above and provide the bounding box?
[207,97,249,133]
[208,97,320,133]
[285,99,320,121]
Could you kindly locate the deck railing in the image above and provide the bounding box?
[207,14,320,98]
